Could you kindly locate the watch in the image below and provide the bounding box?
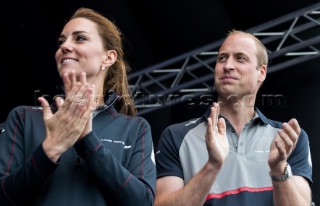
[270,164,292,182]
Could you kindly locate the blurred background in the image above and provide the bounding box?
[1,0,319,203]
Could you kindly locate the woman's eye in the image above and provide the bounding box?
[218,56,226,62]
[76,35,87,41]
[57,39,65,46]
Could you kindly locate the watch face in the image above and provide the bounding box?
[287,164,293,177]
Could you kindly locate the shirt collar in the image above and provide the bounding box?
[203,107,268,125]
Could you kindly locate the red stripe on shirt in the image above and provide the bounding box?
[206,186,273,200]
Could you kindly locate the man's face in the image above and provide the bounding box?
[214,34,266,100]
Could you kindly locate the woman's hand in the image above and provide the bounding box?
[40,70,96,162]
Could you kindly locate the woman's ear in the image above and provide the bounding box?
[102,50,117,68]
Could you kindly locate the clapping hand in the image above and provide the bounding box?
[268,118,300,174]
[39,70,96,162]
[205,103,229,168]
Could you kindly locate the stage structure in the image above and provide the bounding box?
[128,2,320,115]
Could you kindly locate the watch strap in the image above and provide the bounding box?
[270,164,292,182]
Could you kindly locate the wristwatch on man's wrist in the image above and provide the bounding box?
[270,164,292,182]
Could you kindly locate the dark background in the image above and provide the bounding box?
[1,0,319,203]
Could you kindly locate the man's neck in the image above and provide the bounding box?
[218,97,256,136]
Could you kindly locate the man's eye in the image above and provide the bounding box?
[238,56,246,61]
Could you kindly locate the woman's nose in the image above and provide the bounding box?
[60,42,73,52]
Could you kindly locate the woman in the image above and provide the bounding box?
[0,8,156,205]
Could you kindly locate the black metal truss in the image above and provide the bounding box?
[128,2,320,115]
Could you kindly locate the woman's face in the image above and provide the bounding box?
[55,17,108,81]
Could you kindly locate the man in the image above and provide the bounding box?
[154,30,313,206]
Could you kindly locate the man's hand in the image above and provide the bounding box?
[268,118,300,175]
[205,103,229,168]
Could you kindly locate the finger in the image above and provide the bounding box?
[60,81,81,113]
[278,129,294,152]
[38,97,53,120]
[67,70,78,92]
[79,74,96,111]
[79,72,87,84]
[70,83,89,110]
[209,103,218,127]
[274,139,287,161]
[55,96,64,108]
[287,118,301,136]
[72,84,94,118]
[217,118,226,136]
[215,102,220,124]
[209,103,215,121]
[62,71,90,118]
[88,84,96,111]
[206,118,214,143]
[83,84,95,112]
[70,70,77,84]
[79,84,95,138]
[70,72,87,104]
[72,86,95,134]
[282,122,299,146]
[62,71,72,95]
[63,70,83,110]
